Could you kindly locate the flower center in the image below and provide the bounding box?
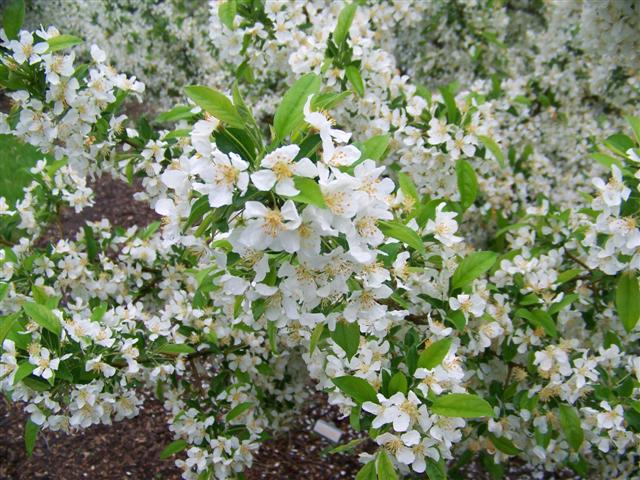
[262,210,284,237]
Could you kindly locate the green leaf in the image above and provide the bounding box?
[616,272,640,332]
[328,438,363,454]
[591,152,623,170]
[531,310,558,338]
[13,361,36,385]
[430,393,494,418]
[218,0,237,29]
[450,251,497,290]
[309,323,324,354]
[360,135,390,161]
[605,133,634,156]
[548,294,579,315]
[376,451,398,480]
[22,302,61,336]
[487,433,521,455]
[355,461,377,480]
[155,105,196,123]
[332,375,378,404]
[2,0,24,40]
[425,458,447,480]
[311,91,351,111]
[24,418,38,457]
[388,372,408,396]
[160,439,188,459]
[46,35,83,53]
[83,225,98,262]
[456,159,478,211]
[345,65,364,97]
[155,343,196,355]
[439,84,459,123]
[515,309,558,338]
[478,135,504,168]
[378,221,425,254]
[331,321,360,360]
[397,172,419,202]
[290,176,327,208]
[625,116,640,144]
[333,3,358,45]
[418,338,452,369]
[267,320,278,354]
[273,73,321,143]
[558,404,584,451]
[185,86,244,129]
[0,282,8,302]
[226,401,253,421]
[0,312,19,345]
[556,269,582,284]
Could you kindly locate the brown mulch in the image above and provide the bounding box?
[1,175,582,480]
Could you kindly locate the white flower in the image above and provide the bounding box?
[449,293,485,318]
[304,95,351,154]
[90,44,107,63]
[596,401,624,430]
[425,203,462,247]
[251,144,317,195]
[362,391,421,432]
[427,117,450,145]
[194,151,249,207]
[241,200,301,252]
[592,165,630,209]
[9,31,48,65]
[30,348,62,380]
[375,431,420,465]
[191,117,219,156]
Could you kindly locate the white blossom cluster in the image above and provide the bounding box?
[2,2,640,479]
[26,0,222,108]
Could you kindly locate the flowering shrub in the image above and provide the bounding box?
[2,1,640,479]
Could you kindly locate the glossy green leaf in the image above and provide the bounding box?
[160,439,188,459]
[273,73,321,143]
[24,418,38,457]
[218,0,237,29]
[290,176,327,208]
[418,338,452,369]
[378,221,425,254]
[397,172,419,202]
[431,393,494,418]
[226,401,253,421]
[456,159,478,211]
[155,343,196,355]
[487,433,521,455]
[450,251,497,290]
[332,375,378,404]
[331,321,360,360]
[345,65,364,97]
[616,272,640,332]
[22,302,61,336]
[185,86,244,129]
[46,34,83,52]
[478,135,504,167]
[376,451,398,480]
[13,362,36,385]
[309,323,324,354]
[2,0,24,40]
[355,461,377,480]
[558,404,584,451]
[155,105,196,123]
[333,3,358,45]
[388,371,408,396]
[360,134,389,161]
